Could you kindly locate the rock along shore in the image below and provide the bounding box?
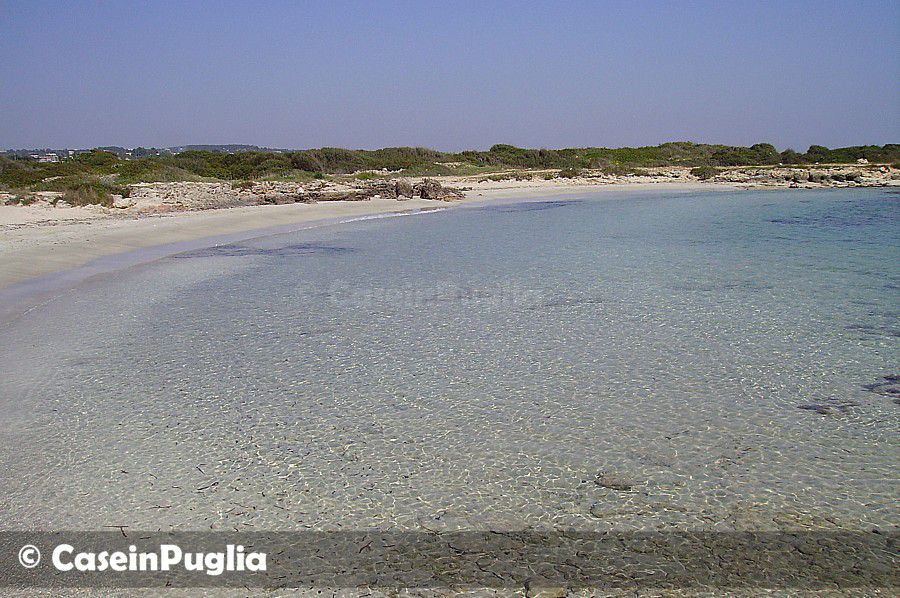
[1,163,896,215]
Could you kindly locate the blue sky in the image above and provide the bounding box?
[1,0,898,150]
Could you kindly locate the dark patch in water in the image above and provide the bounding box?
[797,400,859,416]
[766,200,896,229]
[673,279,774,293]
[480,200,580,213]
[862,375,900,397]
[174,243,357,259]
[844,323,900,339]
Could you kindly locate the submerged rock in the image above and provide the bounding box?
[862,375,900,397]
[797,404,834,415]
[797,400,859,416]
[595,471,634,491]
[525,586,567,598]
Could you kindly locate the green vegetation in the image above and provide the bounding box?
[461,142,899,169]
[62,181,121,207]
[690,166,720,180]
[352,171,386,181]
[2,143,897,205]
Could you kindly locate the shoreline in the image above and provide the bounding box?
[0,179,876,324]
[0,181,738,291]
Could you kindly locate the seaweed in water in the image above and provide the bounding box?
[174,243,357,259]
[797,400,859,416]
[862,375,900,397]
[767,204,891,229]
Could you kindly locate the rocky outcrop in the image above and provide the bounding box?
[364,180,412,199]
[111,194,134,209]
[127,182,257,211]
[395,179,415,199]
[114,178,466,213]
[355,178,463,201]
[414,178,465,200]
[693,165,896,188]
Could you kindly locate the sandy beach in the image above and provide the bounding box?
[0,180,733,292]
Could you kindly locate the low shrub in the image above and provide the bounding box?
[690,166,720,180]
[62,181,125,207]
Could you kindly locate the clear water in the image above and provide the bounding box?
[1,188,897,532]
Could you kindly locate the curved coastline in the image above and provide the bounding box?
[0,204,441,326]
[0,182,734,326]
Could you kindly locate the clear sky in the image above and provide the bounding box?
[1,0,898,151]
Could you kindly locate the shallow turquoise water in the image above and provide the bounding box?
[1,187,897,531]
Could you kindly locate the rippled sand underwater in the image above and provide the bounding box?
[0,188,897,532]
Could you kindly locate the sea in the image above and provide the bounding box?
[0,187,897,536]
